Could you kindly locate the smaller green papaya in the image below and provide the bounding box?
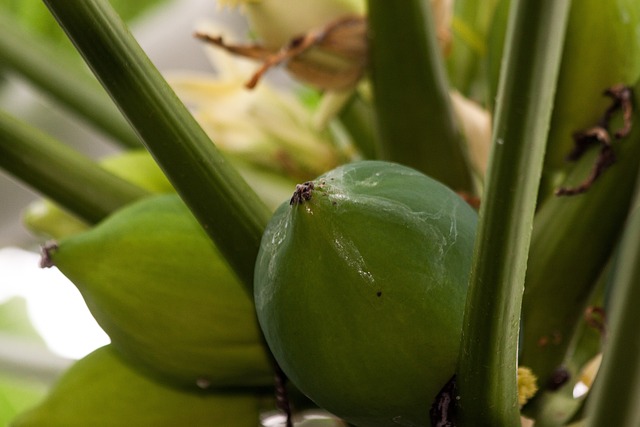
[254,161,478,427]
[11,345,264,427]
[45,194,273,389]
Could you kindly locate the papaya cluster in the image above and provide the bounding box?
[21,152,479,427]
[13,151,273,426]
[13,0,640,426]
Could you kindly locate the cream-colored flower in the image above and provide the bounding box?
[169,24,349,180]
[450,90,493,179]
[218,0,365,48]
[208,0,452,91]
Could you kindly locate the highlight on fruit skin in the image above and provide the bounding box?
[254,160,478,427]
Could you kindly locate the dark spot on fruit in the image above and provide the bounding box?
[290,181,315,205]
[376,291,382,297]
[547,367,570,391]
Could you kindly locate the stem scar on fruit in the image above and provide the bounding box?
[39,241,59,268]
[290,181,315,205]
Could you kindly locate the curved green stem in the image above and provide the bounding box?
[455,0,571,425]
[0,110,148,223]
[0,9,140,149]
[42,0,271,292]
[585,163,640,426]
[366,0,473,193]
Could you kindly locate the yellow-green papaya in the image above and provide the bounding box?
[46,194,273,389]
[11,345,264,427]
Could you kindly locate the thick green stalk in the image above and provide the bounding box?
[366,0,473,193]
[585,166,640,426]
[455,0,571,425]
[43,0,271,291]
[0,9,140,149]
[0,110,148,223]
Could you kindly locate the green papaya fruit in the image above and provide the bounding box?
[254,161,478,427]
[99,149,174,193]
[46,194,273,389]
[11,345,264,427]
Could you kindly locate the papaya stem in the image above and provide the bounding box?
[585,155,640,426]
[0,110,148,224]
[42,0,272,292]
[0,9,140,149]
[455,0,572,425]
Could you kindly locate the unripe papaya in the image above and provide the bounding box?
[11,345,264,427]
[46,194,273,389]
[254,161,478,427]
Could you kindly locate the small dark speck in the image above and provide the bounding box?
[547,367,570,391]
[332,201,337,206]
[376,291,382,297]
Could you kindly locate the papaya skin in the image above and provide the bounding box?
[47,194,273,390]
[11,345,264,427]
[254,161,478,427]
